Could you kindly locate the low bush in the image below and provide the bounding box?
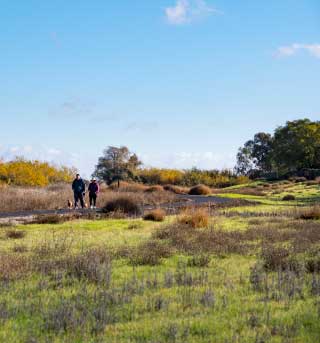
[187,255,210,267]
[154,222,247,255]
[188,184,212,195]
[143,209,166,222]
[178,208,209,228]
[129,240,172,265]
[68,248,112,286]
[282,194,296,201]
[299,206,320,220]
[31,214,77,225]
[102,195,141,216]
[5,229,26,239]
[261,245,291,271]
[0,254,29,281]
[305,256,320,273]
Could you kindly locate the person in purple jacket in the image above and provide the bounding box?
[88,178,99,209]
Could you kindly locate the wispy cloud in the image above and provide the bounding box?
[165,0,220,25]
[275,43,320,59]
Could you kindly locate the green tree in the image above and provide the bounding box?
[272,119,320,174]
[236,132,273,175]
[94,146,142,187]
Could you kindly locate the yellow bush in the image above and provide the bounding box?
[0,158,75,187]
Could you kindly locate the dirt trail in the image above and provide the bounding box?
[0,195,231,223]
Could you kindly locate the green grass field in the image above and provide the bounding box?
[0,180,319,343]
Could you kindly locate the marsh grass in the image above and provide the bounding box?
[0,190,320,342]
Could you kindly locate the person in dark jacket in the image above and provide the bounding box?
[88,178,99,209]
[72,174,85,209]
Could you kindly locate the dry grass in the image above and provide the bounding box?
[0,183,176,213]
[143,209,166,222]
[188,184,212,195]
[102,195,142,216]
[0,184,73,212]
[144,185,164,193]
[178,208,209,228]
[298,206,320,220]
[163,185,187,194]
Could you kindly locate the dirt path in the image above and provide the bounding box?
[0,195,231,223]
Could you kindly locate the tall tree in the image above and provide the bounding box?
[94,146,142,187]
[272,119,320,174]
[236,132,273,175]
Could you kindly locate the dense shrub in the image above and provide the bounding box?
[0,158,75,187]
[188,184,212,195]
[282,194,296,201]
[138,167,249,188]
[102,196,141,215]
[143,209,166,222]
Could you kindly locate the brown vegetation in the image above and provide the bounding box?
[177,208,209,228]
[188,184,212,195]
[143,209,166,222]
[102,195,142,216]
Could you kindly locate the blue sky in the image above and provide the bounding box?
[1,0,319,177]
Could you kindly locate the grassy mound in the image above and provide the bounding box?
[143,209,166,222]
[188,184,212,195]
[102,196,141,215]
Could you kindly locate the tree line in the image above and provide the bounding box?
[93,146,248,188]
[3,118,318,187]
[235,119,320,179]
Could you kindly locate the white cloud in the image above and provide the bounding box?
[142,151,235,170]
[165,0,220,25]
[275,43,320,59]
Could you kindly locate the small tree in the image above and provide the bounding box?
[94,146,142,187]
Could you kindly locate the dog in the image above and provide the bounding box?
[67,200,73,209]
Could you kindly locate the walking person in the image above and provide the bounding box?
[88,178,99,209]
[72,174,86,209]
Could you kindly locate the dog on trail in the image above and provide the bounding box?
[67,200,73,209]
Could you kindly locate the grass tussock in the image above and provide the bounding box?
[178,208,209,228]
[5,229,26,239]
[129,240,173,265]
[102,195,141,216]
[154,221,247,255]
[188,184,212,195]
[143,208,166,222]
